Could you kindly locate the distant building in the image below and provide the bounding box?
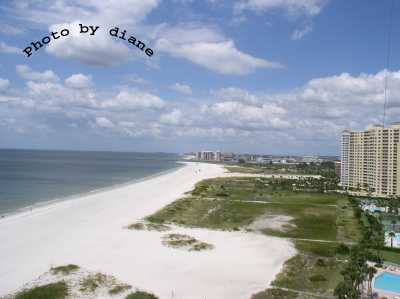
[334,161,341,178]
[215,151,222,162]
[222,152,235,162]
[302,156,323,164]
[196,150,224,162]
[340,122,400,196]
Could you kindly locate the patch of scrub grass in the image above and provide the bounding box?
[80,273,108,293]
[128,223,145,230]
[125,291,158,299]
[260,203,337,241]
[189,177,341,205]
[51,264,80,275]
[294,240,340,257]
[147,196,269,230]
[336,198,362,243]
[109,284,132,295]
[250,288,298,299]
[128,222,171,232]
[14,281,68,299]
[147,178,341,240]
[225,166,264,174]
[271,254,344,296]
[162,233,214,251]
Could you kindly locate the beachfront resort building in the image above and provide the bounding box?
[340,122,400,197]
[196,151,235,162]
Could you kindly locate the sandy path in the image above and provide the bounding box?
[0,162,295,299]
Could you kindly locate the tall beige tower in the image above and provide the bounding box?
[340,122,400,197]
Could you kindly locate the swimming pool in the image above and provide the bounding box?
[374,272,400,293]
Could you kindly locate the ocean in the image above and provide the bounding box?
[0,149,181,216]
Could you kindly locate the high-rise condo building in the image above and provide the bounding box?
[340,122,400,197]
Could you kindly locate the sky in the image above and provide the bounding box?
[0,0,400,155]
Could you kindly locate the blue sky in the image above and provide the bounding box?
[0,0,400,155]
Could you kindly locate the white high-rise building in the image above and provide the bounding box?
[340,122,400,196]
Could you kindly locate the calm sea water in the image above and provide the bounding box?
[0,149,181,216]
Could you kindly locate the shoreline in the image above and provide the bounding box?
[0,161,184,222]
[0,162,295,299]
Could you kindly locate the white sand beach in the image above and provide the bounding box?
[0,162,295,299]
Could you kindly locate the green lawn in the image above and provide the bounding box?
[381,249,400,264]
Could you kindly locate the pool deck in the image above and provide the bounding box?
[371,265,400,299]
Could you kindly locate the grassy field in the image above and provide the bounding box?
[225,162,336,177]
[381,249,400,264]
[146,176,362,298]
[148,177,358,242]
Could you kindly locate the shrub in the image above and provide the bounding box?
[309,274,327,282]
[15,281,68,299]
[109,284,132,295]
[315,258,326,267]
[51,264,80,275]
[125,291,158,299]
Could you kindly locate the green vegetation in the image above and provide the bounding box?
[226,161,337,178]
[6,266,144,299]
[80,273,109,293]
[381,248,400,264]
[145,176,363,298]
[148,177,356,242]
[332,196,400,298]
[51,264,80,275]
[127,222,171,232]
[251,288,298,299]
[125,291,158,299]
[272,254,343,296]
[162,233,214,251]
[109,283,132,295]
[14,281,68,299]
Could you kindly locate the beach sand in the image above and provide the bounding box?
[0,162,295,299]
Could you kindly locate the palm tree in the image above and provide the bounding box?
[392,219,397,231]
[367,266,377,297]
[389,231,396,248]
[334,281,352,299]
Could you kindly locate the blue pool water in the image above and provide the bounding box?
[374,272,400,293]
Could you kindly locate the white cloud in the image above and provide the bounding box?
[203,101,290,129]
[124,74,149,85]
[0,41,20,54]
[211,87,259,104]
[175,127,250,138]
[235,0,328,17]
[9,1,160,66]
[171,83,192,95]
[160,109,183,125]
[100,90,166,110]
[95,117,115,129]
[65,74,92,89]
[12,0,160,26]
[5,64,400,151]
[291,24,313,40]
[46,22,132,66]
[16,65,59,82]
[154,23,281,75]
[0,78,10,91]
